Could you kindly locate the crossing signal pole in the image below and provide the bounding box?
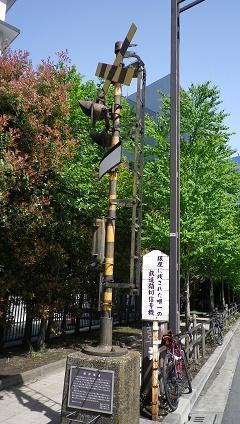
[61,27,142,422]
[100,76,121,348]
[79,24,138,355]
[129,57,146,295]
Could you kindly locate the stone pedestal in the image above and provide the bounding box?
[61,349,140,424]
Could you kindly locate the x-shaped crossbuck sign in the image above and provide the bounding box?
[95,23,137,98]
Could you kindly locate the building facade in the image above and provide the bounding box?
[128,74,239,168]
[127,74,170,119]
[0,0,19,53]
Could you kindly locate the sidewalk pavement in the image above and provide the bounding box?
[190,323,240,424]
[162,319,240,424]
[0,320,239,424]
[0,368,64,423]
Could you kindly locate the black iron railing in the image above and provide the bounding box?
[1,294,140,346]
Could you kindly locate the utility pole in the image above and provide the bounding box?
[169,0,207,335]
[169,0,180,335]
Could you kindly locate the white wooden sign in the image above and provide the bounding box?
[142,250,169,322]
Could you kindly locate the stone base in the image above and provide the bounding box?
[61,349,140,424]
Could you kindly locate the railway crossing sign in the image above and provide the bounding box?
[96,63,136,86]
[79,22,138,172]
[96,23,137,98]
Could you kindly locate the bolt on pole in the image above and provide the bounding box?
[169,0,180,335]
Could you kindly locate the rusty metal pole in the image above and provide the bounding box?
[99,51,122,348]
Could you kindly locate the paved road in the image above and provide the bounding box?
[221,350,240,424]
[0,369,65,423]
[190,326,240,424]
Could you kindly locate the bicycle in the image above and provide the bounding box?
[159,332,192,412]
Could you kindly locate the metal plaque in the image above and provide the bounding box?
[68,366,114,415]
[99,142,122,179]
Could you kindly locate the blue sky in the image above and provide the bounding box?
[8,0,240,154]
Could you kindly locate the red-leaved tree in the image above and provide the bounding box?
[0,50,77,349]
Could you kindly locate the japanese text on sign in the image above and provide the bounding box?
[142,250,169,321]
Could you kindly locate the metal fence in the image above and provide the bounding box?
[2,294,140,346]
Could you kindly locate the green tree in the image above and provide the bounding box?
[143,82,240,321]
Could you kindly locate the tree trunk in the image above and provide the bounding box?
[36,317,48,350]
[227,283,231,306]
[23,303,34,351]
[209,277,215,312]
[0,291,9,352]
[184,270,191,330]
[46,312,54,342]
[61,306,68,335]
[221,279,225,309]
[0,318,6,352]
[75,294,84,335]
[75,315,80,335]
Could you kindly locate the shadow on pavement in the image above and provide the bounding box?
[0,373,24,390]
[10,385,61,423]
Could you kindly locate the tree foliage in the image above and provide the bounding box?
[1,47,239,347]
[0,51,134,345]
[143,82,240,311]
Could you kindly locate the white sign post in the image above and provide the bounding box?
[142,250,169,322]
[142,250,169,420]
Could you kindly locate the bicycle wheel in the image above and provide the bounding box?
[177,348,192,394]
[140,388,151,413]
[162,352,179,411]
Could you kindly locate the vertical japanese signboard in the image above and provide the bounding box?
[142,250,169,321]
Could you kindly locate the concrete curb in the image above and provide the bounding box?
[0,357,66,391]
[162,319,240,424]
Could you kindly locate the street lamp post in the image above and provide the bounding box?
[169,0,180,335]
[169,0,207,335]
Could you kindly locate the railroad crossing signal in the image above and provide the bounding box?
[96,23,137,99]
[78,100,109,128]
[77,23,143,354]
[79,23,138,151]
[99,142,122,179]
[96,63,136,86]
